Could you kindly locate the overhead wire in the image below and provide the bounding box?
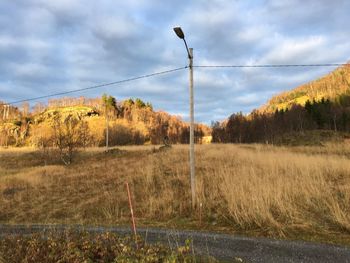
[1,62,349,107]
[194,63,349,68]
[0,66,188,106]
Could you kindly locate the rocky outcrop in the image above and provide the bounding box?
[33,106,99,124]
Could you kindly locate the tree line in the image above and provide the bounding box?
[212,95,350,144]
[0,95,210,149]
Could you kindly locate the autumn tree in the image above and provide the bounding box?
[102,94,117,151]
[213,96,350,144]
[52,114,90,165]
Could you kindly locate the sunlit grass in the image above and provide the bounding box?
[1,143,350,245]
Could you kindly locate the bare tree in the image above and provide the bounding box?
[52,113,90,165]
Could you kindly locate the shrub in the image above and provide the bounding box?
[0,231,201,263]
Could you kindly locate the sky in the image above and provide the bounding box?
[0,0,350,124]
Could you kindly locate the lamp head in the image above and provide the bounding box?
[173,27,185,39]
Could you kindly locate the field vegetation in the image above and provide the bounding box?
[0,230,204,263]
[1,143,350,246]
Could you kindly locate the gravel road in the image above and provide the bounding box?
[1,224,349,262]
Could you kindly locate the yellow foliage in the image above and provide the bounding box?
[261,64,350,113]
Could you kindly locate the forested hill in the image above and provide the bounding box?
[212,64,350,145]
[260,64,350,113]
[0,96,210,147]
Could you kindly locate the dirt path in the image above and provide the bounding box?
[1,224,349,262]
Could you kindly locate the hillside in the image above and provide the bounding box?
[0,96,210,147]
[260,64,350,113]
[212,64,350,145]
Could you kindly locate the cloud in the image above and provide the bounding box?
[0,0,350,124]
[261,36,326,64]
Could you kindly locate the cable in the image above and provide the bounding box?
[194,63,349,68]
[1,66,187,106]
[1,62,349,107]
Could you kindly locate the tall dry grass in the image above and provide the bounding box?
[1,144,350,242]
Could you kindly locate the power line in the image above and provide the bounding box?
[1,62,349,107]
[1,66,187,106]
[194,63,349,68]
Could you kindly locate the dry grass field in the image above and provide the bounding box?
[1,144,350,245]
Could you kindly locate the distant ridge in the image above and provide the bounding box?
[260,63,350,113]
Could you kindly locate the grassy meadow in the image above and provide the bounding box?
[1,143,350,245]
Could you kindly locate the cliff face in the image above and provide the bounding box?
[33,106,99,124]
[260,64,350,113]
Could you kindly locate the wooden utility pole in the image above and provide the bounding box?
[105,102,109,152]
[3,105,9,120]
[2,105,5,120]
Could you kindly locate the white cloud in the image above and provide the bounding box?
[12,62,49,77]
[261,35,326,64]
[93,16,139,39]
[237,25,272,43]
[1,0,350,123]
[236,93,260,105]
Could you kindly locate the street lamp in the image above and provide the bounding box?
[173,27,195,209]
